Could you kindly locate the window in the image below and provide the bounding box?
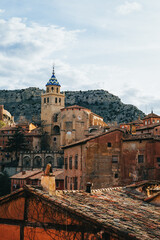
[112,155,118,163]
[115,173,118,178]
[157,157,160,167]
[53,137,56,141]
[44,98,46,103]
[59,98,61,103]
[51,87,54,92]
[69,156,72,169]
[108,142,111,147]
[55,97,57,103]
[53,113,58,122]
[65,158,68,170]
[65,176,67,189]
[153,120,155,123]
[47,87,49,93]
[56,181,60,188]
[145,121,147,125]
[138,155,144,163]
[75,155,78,169]
[74,177,78,190]
[56,87,58,93]
[47,97,49,103]
[148,120,150,124]
[157,120,159,123]
[53,125,60,135]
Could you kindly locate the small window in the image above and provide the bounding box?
[44,98,46,103]
[74,177,78,190]
[69,156,72,169]
[51,87,54,92]
[59,98,61,103]
[148,120,150,124]
[53,137,56,141]
[65,158,68,170]
[75,155,78,169]
[115,173,118,178]
[108,142,111,147]
[138,155,144,163]
[112,155,118,163]
[56,181,60,188]
[47,87,49,93]
[56,87,58,93]
[65,176,67,189]
[47,97,49,103]
[145,121,147,125]
[55,97,57,103]
[157,157,160,166]
[157,120,159,123]
[153,120,155,123]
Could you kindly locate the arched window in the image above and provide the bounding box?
[55,97,57,103]
[44,156,54,167]
[51,87,54,92]
[47,87,49,93]
[53,125,60,135]
[33,156,42,168]
[23,156,31,168]
[53,113,58,122]
[56,87,58,93]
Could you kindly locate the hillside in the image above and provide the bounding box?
[0,88,145,123]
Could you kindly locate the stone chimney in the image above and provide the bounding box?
[41,164,55,196]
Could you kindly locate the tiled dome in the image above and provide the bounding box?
[46,67,61,87]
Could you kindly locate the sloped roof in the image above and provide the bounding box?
[10,170,42,179]
[143,112,160,120]
[1,185,159,240]
[61,105,91,111]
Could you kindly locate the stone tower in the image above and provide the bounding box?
[41,67,65,149]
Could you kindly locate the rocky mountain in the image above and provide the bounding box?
[0,87,145,124]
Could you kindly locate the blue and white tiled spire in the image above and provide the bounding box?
[46,66,61,86]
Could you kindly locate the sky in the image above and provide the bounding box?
[0,0,160,114]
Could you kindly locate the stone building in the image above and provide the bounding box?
[60,105,108,147]
[63,129,124,190]
[63,128,160,190]
[41,67,65,149]
[0,105,15,127]
[41,67,108,150]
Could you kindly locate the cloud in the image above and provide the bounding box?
[0,9,5,14]
[117,1,142,15]
[0,17,82,89]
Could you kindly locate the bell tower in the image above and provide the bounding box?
[41,67,65,138]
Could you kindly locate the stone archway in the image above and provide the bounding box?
[44,156,54,167]
[53,125,60,135]
[22,156,31,168]
[33,156,42,168]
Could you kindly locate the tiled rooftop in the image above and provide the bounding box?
[23,185,160,240]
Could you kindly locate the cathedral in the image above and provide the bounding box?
[41,67,108,150]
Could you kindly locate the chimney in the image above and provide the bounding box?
[86,182,92,193]
[41,164,55,196]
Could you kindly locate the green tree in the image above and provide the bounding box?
[0,171,11,197]
[5,127,29,162]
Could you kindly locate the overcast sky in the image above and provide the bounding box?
[0,0,160,114]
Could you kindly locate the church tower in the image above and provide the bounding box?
[41,67,65,148]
